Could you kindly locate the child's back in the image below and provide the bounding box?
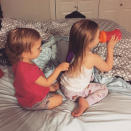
[61,66,93,93]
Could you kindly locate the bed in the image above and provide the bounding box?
[0,18,131,131]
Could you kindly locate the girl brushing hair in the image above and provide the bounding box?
[6,28,69,110]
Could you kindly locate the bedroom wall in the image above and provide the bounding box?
[1,0,51,21]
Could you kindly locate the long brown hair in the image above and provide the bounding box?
[67,19,99,76]
[5,28,41,65]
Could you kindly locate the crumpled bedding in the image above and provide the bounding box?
[0,66,131,131]
[48,18,131,81]
[0,18,131,81]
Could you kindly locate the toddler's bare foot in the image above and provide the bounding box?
[72,97,89,117]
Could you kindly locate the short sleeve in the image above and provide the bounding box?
[18,63,44,84]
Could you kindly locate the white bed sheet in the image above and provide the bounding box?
[0,66,131,131]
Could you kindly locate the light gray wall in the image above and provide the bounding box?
[1,0,51,21]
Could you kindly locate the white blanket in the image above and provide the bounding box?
[0,66,131,131]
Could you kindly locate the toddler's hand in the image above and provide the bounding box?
[57,62,69,72]
[107,35,119,49]
[50,82,59,92]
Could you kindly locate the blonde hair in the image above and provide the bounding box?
[67,19,99,76]
[5,28,41,65]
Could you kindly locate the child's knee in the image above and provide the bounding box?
[48,94,63,109]
[52,94,63,106]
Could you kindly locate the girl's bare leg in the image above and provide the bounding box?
[47,94,63,109]
[72,97,89,117]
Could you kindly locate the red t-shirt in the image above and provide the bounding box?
[12,61,50,108]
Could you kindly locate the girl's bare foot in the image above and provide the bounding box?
[71,97,89,117]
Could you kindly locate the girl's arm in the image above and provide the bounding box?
[35,62,69,87]
[93,35,119,72]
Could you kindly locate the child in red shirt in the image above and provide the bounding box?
[5,28,69,110]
